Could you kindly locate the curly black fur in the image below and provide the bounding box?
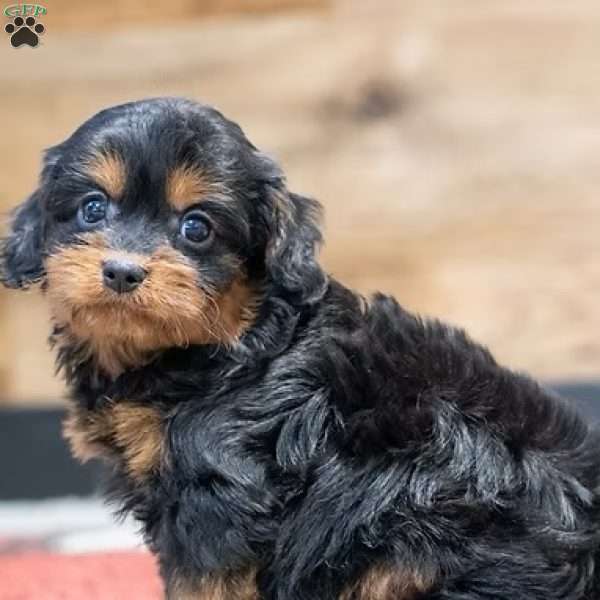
[2,98,600,599]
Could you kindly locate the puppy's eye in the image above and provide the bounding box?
[79,192,108,226]
[180,213,212,244]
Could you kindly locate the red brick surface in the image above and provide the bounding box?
[0,551,161,599]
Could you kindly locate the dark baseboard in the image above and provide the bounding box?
[552,382,600,420]
[0,408,103,500]
[0,382,598,500]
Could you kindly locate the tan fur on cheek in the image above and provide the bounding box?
[45,232,111,310]
[168,570,259,600]
[63,403,164,482]
[338,565,434,600]
[85,151,127,199]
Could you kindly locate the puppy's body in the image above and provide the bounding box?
[3,98,600,599]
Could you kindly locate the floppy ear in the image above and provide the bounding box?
[1,190,45,289]
[264,182,328,305]
[1,145,61,289]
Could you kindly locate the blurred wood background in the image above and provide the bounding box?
[46,0,326,28]
[1,0,599,405]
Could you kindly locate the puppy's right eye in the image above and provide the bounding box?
[78,192,108,227]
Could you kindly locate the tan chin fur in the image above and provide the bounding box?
[167,569,259,600]
[338,565,434,600]
[46,232,258,377]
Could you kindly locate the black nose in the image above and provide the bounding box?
[102,259,146,294]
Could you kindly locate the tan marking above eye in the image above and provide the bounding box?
[166,164,226,212]
[84,152,127,200]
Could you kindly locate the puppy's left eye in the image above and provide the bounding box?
[180,213,212,244]
[79,192,108,226]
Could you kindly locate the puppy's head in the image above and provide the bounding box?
[1,98,326,375]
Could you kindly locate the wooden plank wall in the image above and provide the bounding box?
[38,0,328,28]
[1,0,599,405]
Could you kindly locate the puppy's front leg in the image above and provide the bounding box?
[166,569,261,600]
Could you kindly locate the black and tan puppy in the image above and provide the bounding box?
[2,98,600,599]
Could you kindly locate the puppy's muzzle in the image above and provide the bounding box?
[102,258,147,294]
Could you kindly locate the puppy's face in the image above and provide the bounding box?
[1,98,326,375]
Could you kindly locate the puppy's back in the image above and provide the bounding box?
[324,289,600,534]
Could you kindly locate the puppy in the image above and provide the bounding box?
[2,98,600,600]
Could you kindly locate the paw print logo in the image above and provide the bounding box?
[5,16,45,48]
